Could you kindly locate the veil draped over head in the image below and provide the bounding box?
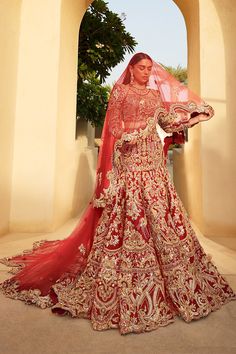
[0,53,214,301]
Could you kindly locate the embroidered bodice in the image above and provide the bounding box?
[107,83,215,139]
[107,83,163,138]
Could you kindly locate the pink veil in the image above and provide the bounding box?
[0,52,214,304]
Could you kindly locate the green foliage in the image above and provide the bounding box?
[78,0,137,84]
[77,75,110,127]
[76,0,137,128]
[160,63,188,84]
[76,0,188,129]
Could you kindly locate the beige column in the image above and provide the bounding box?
[173,0,204,230]
[200,0,236,236]
[174,0,236,237]
[0,1,22,235]
[0,0,96,234]
[8,0,61,232]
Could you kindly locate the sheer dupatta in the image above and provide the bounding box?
[94,58,214,197]
[0,53,214,302]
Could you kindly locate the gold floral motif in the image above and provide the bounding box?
[97,171,102,186]
[78,244,86,255]
[0,239,50,274]
[0,279,54,309]
[155,100,215,133]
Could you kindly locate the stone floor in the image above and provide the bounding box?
[0,153,236,353]
[0,215,236,354]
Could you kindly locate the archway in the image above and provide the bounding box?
[80,0,224,236]
[69,0,232,238]
[1,0,235,239]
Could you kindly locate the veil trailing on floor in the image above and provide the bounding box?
[0,53,214,300]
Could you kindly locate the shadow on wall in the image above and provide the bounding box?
[199,1,236,237]
[71,148,98,217]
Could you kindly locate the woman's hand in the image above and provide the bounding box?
[122,132,138,144]
[198,112,211,122]
[187,114,199,127]
[187,112,210,128]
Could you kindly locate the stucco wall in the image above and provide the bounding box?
[174,0,236,237]
[0,0,97,234]
[0,0,22,234]
[0,0,235,237]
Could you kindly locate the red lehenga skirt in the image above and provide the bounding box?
[1,118,236,335]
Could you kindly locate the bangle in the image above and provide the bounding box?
[123,133,132,142]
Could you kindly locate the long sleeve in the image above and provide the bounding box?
[158,109,191,133]
[107,84,126,139]
[157,92,214,134]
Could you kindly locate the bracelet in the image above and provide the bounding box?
[122,133,132,142]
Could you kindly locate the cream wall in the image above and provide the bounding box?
[9,0,61,232]
[0,0,97,234]
[200,0,236,236]
[174,0,236,237]
[173,0,204,231]
[53,0,97,229]
[0,0,22,235]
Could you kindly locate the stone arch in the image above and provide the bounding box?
[82,0,234,237]
[1,0,235,238]
[172,1,230,238]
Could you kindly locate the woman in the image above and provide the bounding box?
[1,52,236,335]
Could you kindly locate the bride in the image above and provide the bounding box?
[1,52,236,335]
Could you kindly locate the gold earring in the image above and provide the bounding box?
[130,71,134,84]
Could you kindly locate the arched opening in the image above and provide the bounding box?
[77,0,188,178]
[1,0,234,239]
[172,0,227,236]
[78,0,228,237]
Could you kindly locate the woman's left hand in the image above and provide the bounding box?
[187,112,210,128]
[197,113,211,122]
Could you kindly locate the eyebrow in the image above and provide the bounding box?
[138,65,152,68]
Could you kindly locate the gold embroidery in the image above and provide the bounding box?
[156,101,215,133]
[0,239,49,274]
[0,279,54,309]
[78,244,86,255]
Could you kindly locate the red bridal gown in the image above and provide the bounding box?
[0,84,236,335]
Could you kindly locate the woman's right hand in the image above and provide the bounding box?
[121,132,138,145]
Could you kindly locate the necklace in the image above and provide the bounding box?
[129,83,150,95]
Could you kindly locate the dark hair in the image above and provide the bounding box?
[122,52,153,84]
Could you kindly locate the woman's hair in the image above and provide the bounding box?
[122,52,153,84]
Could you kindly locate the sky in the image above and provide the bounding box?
[104,0,187,86]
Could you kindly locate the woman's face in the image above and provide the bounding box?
[129,59,153,85]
